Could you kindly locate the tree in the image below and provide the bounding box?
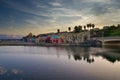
[68,27,71,32]
[117,24,120,28]
[78,25,82,30]
[74,26,78,33]
[33,35,36,38]
[84,26,86,30]
[87,24,90,30]
[27,32,33,38]
[57,29,60,33]
[89,23,92,30]
[91,24,95,29]
[110,25,116,30]
[87,23,93,30]
[74,25,82,33]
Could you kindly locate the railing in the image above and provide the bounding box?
[92,37,120,44]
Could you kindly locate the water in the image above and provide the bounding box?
[0,46,120,80]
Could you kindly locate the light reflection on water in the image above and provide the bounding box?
[0,46,120,80]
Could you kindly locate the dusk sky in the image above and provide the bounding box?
[0,0,120,35]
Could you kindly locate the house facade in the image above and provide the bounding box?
[49,35,62,44]
[39,35,62,44]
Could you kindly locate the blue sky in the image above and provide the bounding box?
[0,0,120,35]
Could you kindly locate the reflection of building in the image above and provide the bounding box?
[0,66,7,75]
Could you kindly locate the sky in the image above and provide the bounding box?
[0,0,120,35]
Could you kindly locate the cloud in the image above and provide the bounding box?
[49,2,62,7]
[36,5,48,8]
[0,0,120,35]
[82,0,112,3]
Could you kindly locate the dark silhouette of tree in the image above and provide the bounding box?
[117,24,120,28]
[103,24,120,37]
[68,27,71,32]
[89,23,92,30]
[84,26,86,30]
[57,29,60,33]
[74,25,82,33]
[87,23,95,30]
[33,35,36,38]
[87,24,90,30]
[74,26,78,32]
[78,25,82,30]
[91,24,95,29]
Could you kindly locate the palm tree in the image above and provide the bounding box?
[57,29,60,33]
[87,24,90,30]
[74,25,82,33]
[78,25,82,30]
[74,26,78,33]
[87,23,92,30]
[91,24,95,29]
[89,23,92,30]
[68,27,71,32]
[84,26,86,30]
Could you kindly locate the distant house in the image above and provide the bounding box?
[30,37,36,43]
[22,37,27,42]
[39,34,48,43]
[38,35,62,44]
[36,36,40,44]
[22,37,36,43]
[49,35,62,44]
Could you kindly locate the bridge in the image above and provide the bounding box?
[92,37,120,45]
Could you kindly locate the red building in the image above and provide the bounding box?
[46,35,62,44]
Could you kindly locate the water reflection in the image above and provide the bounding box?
[0,65,23,75]
[0,65,7,75]
[64,47,95,63]
[53,46,120,63]
[11,69,23,75]
[0,46,120,80]
[0,65,24,80]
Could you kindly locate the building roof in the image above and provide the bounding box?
[50,35,60,39]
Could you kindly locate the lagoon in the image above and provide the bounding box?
[0,46,120,80]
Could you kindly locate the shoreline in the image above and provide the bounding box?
[0,41,120,47]
[0,41,95,47]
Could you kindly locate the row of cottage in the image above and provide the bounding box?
[22,31,90,44]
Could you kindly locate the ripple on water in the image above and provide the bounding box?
[0,66,7,75]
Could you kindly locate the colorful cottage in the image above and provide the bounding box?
[49,35,62,44]
[39,34,48,43]
[38,34,62,44]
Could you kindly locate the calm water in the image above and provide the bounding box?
[0,46,120,80]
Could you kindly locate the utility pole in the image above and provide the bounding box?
[102,29,104,47]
